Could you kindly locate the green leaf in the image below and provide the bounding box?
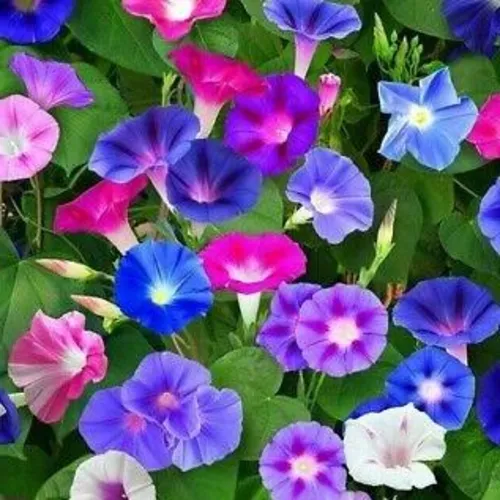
[0,42,36,97]
[439,213,500,276]
[383,0,456,40]
[318,345,402,420]
[238,0,292,38]
[52,63,128,175]
[68,0,166,76]
[153,458,239,500]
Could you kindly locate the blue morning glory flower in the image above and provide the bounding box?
[378,68,478,171]
[0,0,75,44]
[0,389,21,444]
[477,362,500,445]
[386,347,475,430]
[114,241,213,336]
[443,0,500,57]
[166,139,262,224]
[478,177,500,255]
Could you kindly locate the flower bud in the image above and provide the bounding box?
[376,199,398,254]
[318,73,342,117]
[71,295,122,320]
[37,259,96,281]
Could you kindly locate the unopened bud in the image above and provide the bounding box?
[37,259,96,280]
[377,199,398,253]
[71,295,122,320]
[318,73,342,117]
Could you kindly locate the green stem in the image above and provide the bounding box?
[305,371,318,403]
[30,174,44,251]
[0,182,3,228]
[454,178,480,199]
[171,335,185,357]
[309,373,326,411]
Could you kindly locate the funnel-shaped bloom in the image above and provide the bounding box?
[264,0,361,78]
[0,390,21,445]
[54,177,147,254]
[122,0,227,41]
[225,74,320,176]
[79,387,173,471]
[319,73,342,116]
[477,362,500,445]
[10,53,94,111]
[0,0,75,44]
[70,451,156,500]
[286,148,374,244]
[443,0,500,57]
[344,404,446,491]
[89,106,199,203]
[115,241,213,335]
[478,177,500,254]
[0,94,59,181]
[170,44,267,138]
[8,311,107,424]
[378,68,478,170]
[260,421,346,499]
[166,139,262,224]
[257,283,321,371]
[386,347,475,430]
[122,352,211,440]
[468,95,500,159]
[296,284,388,377]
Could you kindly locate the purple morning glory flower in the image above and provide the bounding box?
[0,0,74,44]
[263,0,361,78]
[286,148,374,244]
[89,106,200,203]
[296,284,389,377]
[171,386,243,471]
[257,283,321,372]
[348,395,395,420]
[166,139,263,224]
[0,389,21,445]
[392,277,500,350]
[477,362,500,445]
[478,177,500,254]
[10,52,94,111]
[122,352,211,441]
[259,421,346,499]
[386,347,475,430]
[443,0,500,57]
[378,68,478,171]
[224,73,320,176]
[79,387,173,471]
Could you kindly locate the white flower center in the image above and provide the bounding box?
[408,105,433,129]
[62,348,87,375]
[150,283,176,306]
[290,454,320,480]
[227,259,271,284]
[418,379,444,403]
[0,132,27,158]
[0,403,7,418]
[310,188,336,215]
[489,0,500,9]
[156,391,179,410]
[164,0,196,21]
[327,317,360,348]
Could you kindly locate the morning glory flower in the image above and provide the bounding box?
[478,177,500,254]
[386,347,475,430]
[0,389,21,445]
[263,0,361,78]
[286,148,374,244]
[378,68,478,171]
[477,362,500,445]
[443,0,500,57]
[114,241,213,336]
[468,94,500,159]
[0,0,75,44]
[348,395,395,420]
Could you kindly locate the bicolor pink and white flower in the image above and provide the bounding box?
[122,0,227,42]
[318,73,342,117]
[8,311,107,424]
[0,94,59,181]
[344,404,446,491]
[170,44,268,138]
[70,451,156,500]
[468,94,500,159]
[54,177,147,254]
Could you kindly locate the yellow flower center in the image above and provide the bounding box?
[409,105,433,129]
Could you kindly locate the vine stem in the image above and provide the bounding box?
[30,174,44,251]
[171,335,186,357]
[309,373,326,411]
[0,182,3,228]
[454,178,480,199]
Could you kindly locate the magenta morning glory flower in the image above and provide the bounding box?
[225,74,320,176]
[0,0,75,44]
[478,177,500,254]
[477,362,500,445]
[166,139,262,224]
[79,386,173,472]
[263,0,361,78]
[171,386,243,471]
[10,53,94,111]
[296,284,389,377]
[121,352,211,440]
[89,106,200,204]
[286,148,374,244]
[378,68,478,171]
[386,347,475,430]
[257,283,321,372]
[259,421,346,499]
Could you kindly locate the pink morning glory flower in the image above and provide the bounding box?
[8,311,107,424]
[10,53,94,111]
[122,0,227,42]
[318,73,342,117]
[170,44,268,138]
[54,177,147,255]
[468,94,500,159]
[0,94,59,181]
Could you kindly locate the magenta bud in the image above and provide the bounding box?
[318,73,342,117]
